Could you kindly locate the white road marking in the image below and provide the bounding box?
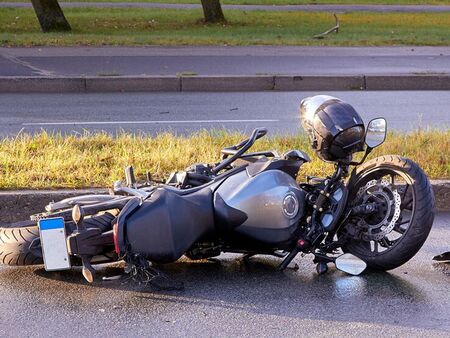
[23,119,279,126]
[1,53,56,76]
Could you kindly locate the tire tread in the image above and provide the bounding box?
[344,155,435,271]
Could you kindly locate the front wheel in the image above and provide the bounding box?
[342,155,435,271]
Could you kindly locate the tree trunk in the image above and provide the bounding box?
[31,0,71,32]
[200,0,226,23]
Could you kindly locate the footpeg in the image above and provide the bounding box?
[81,257,96,283]
[70,205,97,283]
[67,206,115,283]
[72,204,85,230]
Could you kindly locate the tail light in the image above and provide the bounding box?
[113,222,120,254]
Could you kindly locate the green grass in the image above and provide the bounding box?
[1,8,449,46]
[0,130,448,190]
[1,0,449,4]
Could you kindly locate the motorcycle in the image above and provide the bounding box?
[0,95,435,286]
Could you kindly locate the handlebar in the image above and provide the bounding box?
[212,128,267,174]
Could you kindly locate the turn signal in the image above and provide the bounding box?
[113,223,120,254]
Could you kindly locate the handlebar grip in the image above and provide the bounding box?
[221,148,238,156]
[255,128,268,140]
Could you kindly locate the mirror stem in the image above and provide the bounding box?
[349,147,372,166]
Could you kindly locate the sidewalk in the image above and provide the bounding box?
[1,46,449,92]
[1,2,450,12]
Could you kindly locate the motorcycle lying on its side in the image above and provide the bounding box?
[0,95,435,285]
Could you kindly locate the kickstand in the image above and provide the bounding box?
[277,248,299,271]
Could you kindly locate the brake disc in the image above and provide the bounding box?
[355,179,401,241]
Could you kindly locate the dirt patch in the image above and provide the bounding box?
[0,191,104,224]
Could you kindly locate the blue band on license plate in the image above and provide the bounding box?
[39,218,65,231]
[39,217,71,271]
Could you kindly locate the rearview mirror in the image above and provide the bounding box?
[365,118,387,149]
[335,253,367,275]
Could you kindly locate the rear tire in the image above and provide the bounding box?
[0,221,42,265]
[0,212,116,266]
[343,155,435,271]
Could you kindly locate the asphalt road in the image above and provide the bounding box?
[1,2,450,12]
[0,91,448,137]
[0,211,448,337]
[1,46,449,77]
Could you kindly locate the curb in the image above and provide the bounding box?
[0,74,449,92]
[181,75,275,92]
[0,181,448,224]
[274,75,364,91]
[365,74,450,90]
[432,180,450,212]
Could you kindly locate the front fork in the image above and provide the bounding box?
[278,164,378,274]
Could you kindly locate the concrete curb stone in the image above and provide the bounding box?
[365,74,450,90]
[181,75,274,92]
[85,76,180,92]
[274,75,364,91]
[0,74,449,93]
[432,180,450,212]
[0,77,85,93]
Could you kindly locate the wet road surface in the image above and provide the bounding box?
[0,212,448,337]
[1,46,449,77]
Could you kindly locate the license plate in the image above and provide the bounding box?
[38,217,71,271]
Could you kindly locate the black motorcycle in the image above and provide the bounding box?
[0,95,435,284]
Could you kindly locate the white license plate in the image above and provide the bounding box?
[39,217,71,271]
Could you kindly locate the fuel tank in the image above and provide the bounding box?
[214,169,305,244]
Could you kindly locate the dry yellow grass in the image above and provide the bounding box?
[0,130,448,189]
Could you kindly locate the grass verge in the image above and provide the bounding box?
[0,130,448,189]
[1,8,449,46]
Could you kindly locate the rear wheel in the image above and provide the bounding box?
[342,155,435,271]
[0,212,116,266]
